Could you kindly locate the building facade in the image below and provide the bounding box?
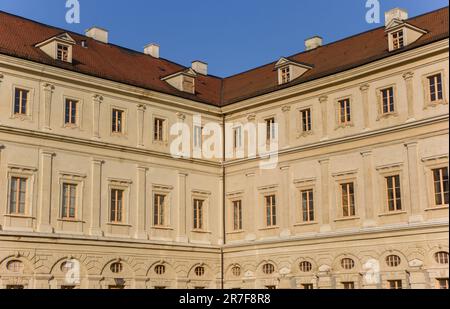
[0,7,448,289]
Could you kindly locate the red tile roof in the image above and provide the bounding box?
[0,7,448,107]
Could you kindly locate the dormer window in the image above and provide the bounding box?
[182,76,195,94]
[57,44,69,61]
[275,57,313,86]
[392,30,404,50]
[35,33,75,63]
[161,68,197,94]
[384,8,426,52]
[281,67,291,84]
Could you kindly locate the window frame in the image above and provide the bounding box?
[294,178,317,225]
[391,30,405,50]
[231,199,243,231]
[6,165,37,218]
[421,155,449,209]
[11,85,33,120]
[300,108,313,134]
[191,190,210,232]
[422,71,448,108]
[280,66,291,84]
[153,116,168,144]
[264,117,277,143]
[56,43,70,62]
[107,179,131,225]
[63,96,82,128]
[111,107,127,135]
[264,194,277,228]
[376,85,398,119]
[152,184,173,228]
[335,96,353,128]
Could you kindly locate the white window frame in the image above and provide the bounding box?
[376,163,406,215]
[294,178,317,225]
[152,116,169,144]
[332,171,359,220]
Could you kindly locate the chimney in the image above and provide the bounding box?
[191,61,208,75]
[85,27,109,44]
[385,8,408,26]
[305,36,323,51]
[144,43,160,58]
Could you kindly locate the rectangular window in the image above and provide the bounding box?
[14,88,29,115]
[381,87,395,114]
[9,177,27,215]
[265,118,276,142]
[194,126,203,148]
[392,31,404,50]
[112,109,124,133]
[61,183,77,219]
[153,194,165,226]
[428,74,443,102]
[301,108,312,132]
[341,183,356,217]
[265,195,277,227]
[338,99,351,125]
[302,284,314,290]
[281,67,291,84]
[388,280,403,289]
[57,44,69,61]
[343,282,355,289]
[233,127,242,149]
[182,77,194,93]
[193,199,204,230]
[64,99,78,125]
[110,189,124,223]
[433,167,449,206]
[154,118,165,142]
[301,189,314,222]
[386,175,402,211]
[233,200,243,231]
[437,278,449,289]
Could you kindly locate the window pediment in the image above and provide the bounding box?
[275,57,313,85]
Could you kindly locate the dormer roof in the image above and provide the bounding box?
[274,57,313,70]
[35,32,76,48]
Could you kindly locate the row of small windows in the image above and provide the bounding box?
[10,177,208,230]
[11,74,444,144]
[228,167,448,231]
[255,252,449,276]
[8,167,449,230]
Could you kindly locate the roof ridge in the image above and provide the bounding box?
[223,6,449,80]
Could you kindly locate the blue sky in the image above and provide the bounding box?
[0,0,448,77]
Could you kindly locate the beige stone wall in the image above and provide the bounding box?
[0,38,448,289]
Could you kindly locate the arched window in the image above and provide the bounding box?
[341,258,355,270]
[7,260,24,273]
[435,252,449,265]
[299,261,313,273]
[231,266,241,277]
[386,255,401,267]
[195,266,205,277]
[262,263,275,275]
[110,262,123,274]
[155,265,166,275]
